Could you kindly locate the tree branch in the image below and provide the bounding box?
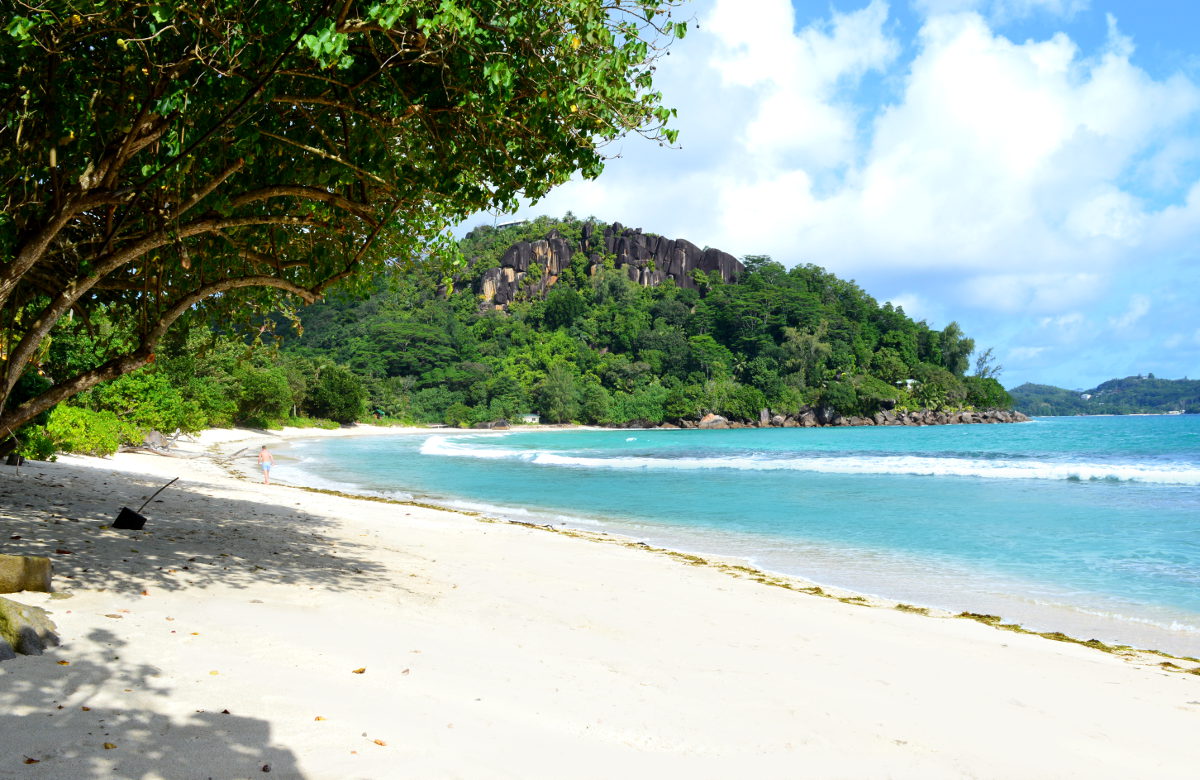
[1,213,326,401]
[256,130,393,188]
[0,275,319,433]
[230,185,379,226]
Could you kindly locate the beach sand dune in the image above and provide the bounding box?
[1,428,1198,778]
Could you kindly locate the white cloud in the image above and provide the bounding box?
[1108,294,1151,330]
[1009,346,1049,361]
[1040,312,1084,328]
[707,0,898,173]
[1035,310,1089,343]
[884,293,931,320]
[913,0,1090,21]
[464,1,1200,387]
[700,9,1200,306]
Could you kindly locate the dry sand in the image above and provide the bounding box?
[1,425,1198,779]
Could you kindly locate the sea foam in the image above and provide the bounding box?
[420,435,1200,485]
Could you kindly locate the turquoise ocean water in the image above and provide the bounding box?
[287,416,1200,656]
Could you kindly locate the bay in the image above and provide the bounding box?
[287,415,1200,656]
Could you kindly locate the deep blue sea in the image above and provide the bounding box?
[286,416,1200,656]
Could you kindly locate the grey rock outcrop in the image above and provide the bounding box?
[0,554,51,594]
[0,596,60,659]
[675,407,1029,430]
[473,221,744,308]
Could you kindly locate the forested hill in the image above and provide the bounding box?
[284,214,1010,426]
[1011,376,1200,416]
[20,214,1015,458]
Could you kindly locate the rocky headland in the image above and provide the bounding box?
[475,221,744,308]
[625,407,1029,430]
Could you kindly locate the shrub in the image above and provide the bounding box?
[234,366,293,427]
[816,380,857,415]
[46,406,130,456]
[15,426,57,461]
[851,374,902,415]
[83,369,205,433]
[444,403,474,428]
[303,364,367,423]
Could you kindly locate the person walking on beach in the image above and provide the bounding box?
[258,446,275,484]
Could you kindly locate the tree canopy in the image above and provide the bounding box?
[271,214,1009,427]
[0,0,687,434]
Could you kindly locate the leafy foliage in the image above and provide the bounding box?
[45,406,130,456]
[0,0,688,433]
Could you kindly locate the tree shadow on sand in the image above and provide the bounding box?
[0,459,425,595]
[0,627,304,779]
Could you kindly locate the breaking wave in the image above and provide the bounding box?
[419,435,1200,485]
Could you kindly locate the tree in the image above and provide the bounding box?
[536,362,580,423]
[781,324,831,388]
[0,0,687,433]
[688,334,733,379]
[939,321,975,377]
[543,285,586,330]
[304,363,366,423]
[972,347,1004,379]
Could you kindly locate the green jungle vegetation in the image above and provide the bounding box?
[0,1,689,447]
[1011,375,1200,416]
[14,215,1011,458]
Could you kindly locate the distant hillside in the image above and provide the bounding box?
[1010,376,1200,416]
[286,213,1013,427]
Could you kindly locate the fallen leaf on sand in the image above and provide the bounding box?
[104,614,122,619]
[314,716,326,721]
[57,660,70,666]
[373,739,386,746]
[23,757,39,764]
[141,590,149,596]
[402,668,410,675]
[103,743,117,750]
[351,668,366,674]
[81,706,90,711]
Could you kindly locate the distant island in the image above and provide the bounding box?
[1010,376,1200,416]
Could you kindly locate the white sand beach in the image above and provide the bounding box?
[1,425,1198,779]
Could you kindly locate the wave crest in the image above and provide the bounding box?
[420,435,1200,485]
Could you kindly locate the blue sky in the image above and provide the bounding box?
[465,0,1200,390]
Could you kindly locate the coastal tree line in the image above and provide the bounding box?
[11,215,1010,456]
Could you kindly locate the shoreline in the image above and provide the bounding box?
[273,424,1200,659]
[2,425,1199,776]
